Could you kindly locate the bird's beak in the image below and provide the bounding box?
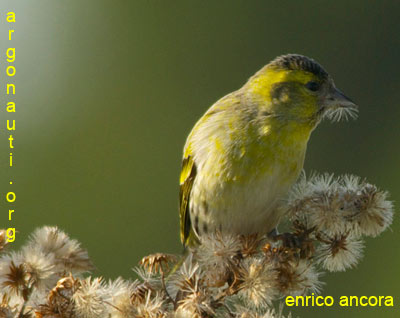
[324,86,357,109]
[317,86,358,121]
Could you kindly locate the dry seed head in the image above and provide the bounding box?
[175,286,214,318]
[175,260,201,295]
[131,291,166,318]
[236,258,278,308]
[323,104,358,122]
[49,275,80,302]
[0,253,29,299]
[38,275,80,318]
[239,234,265,258]
[133,267,161,291]
[72,277,108,318]
[105,278,146,318]
[195,232,241,286]
[348,185,393,237]
[21,247,56,291]
[167,258,199,299]
[196,232,241,265]
[0,230,10,253]
[0,176,393,318]
[25,226,93,273]
[316,234,364,272]
[0,294,18,318]
[231,303,292,318]
[287,173,394,239]
[275,259,322,296]
[291,191,347,236]
[140,253,178,274]
[105,284,166,318]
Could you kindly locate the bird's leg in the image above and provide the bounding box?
[271,231,302,250]
[268,227,301,248]
[267,227,279,238]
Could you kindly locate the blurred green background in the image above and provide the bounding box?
[0,1,399,317]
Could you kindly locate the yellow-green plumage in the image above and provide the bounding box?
[179,54,357,247]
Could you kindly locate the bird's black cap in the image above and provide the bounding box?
[269,54,329,79]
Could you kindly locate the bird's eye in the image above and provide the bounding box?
[305,81,320,92]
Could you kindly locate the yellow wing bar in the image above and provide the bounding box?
[179,155,197,246]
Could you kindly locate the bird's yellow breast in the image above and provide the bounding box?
[202,115,312,184]
[186,111,313,236]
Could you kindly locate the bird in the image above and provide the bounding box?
[179,54,357,247]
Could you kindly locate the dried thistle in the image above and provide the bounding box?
[131,291,166,318]
[195,232,241,287]
[0,230,10,253]
[348,184,393,237]
[36,275,80,318]
[236,258,278,308]
[0,254,30,300]
[316,233,364,272]
[275,259,322,296]
[287,174,393,239]
[231,303,291,318]
[0,294,19,318]
[25,227,94,274]
[0,172,393,318]
[239,234,264,258]
[72,277,108,318]
[140,253,177,275]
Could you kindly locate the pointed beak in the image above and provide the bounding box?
[324,87,357,109]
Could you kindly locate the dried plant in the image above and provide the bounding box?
[0,173,393,318]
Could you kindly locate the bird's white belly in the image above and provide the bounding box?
[190,165,297,237]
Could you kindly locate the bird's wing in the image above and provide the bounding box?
[179,154,197,247]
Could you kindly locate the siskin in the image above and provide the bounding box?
[179,54,357,246]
